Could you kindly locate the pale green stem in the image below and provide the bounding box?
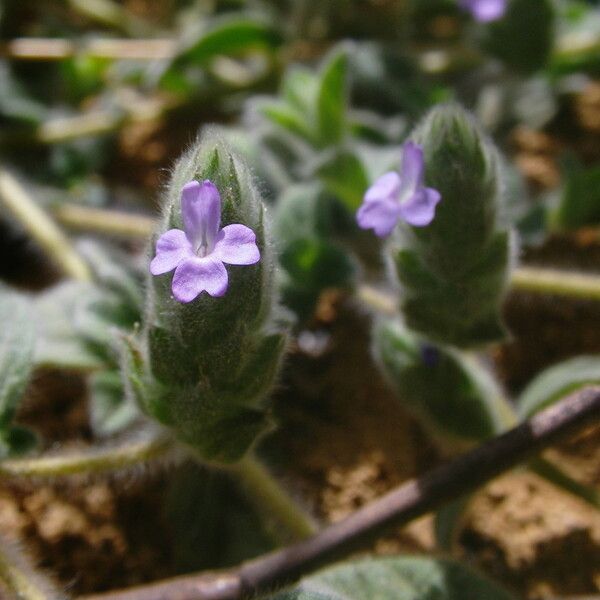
[0,168,91,281]
[0,37,175,61]
[229,454,317,542]
[54,204,156,239]
[35,97,174,144]
[0,534,58,600]
[0,434,173,479]
[511,267,600,302]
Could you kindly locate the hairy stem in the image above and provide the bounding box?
[79,386,600,600]
[230,454,317,542]
[0,168,91,281]
[0,434,173,479]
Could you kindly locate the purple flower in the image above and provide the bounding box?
[356,141,441,238]
[459,0,507,22]
[150,180,260,303]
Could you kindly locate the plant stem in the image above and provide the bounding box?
[0,168,91,281]
[0,533,58,600]
[54,204,156,239]
[0,434,173,479]
[0,38,175,60]
[512,266,600,301]
[36,97,174,144]
[79,386,600,600]
[229,454,317,542]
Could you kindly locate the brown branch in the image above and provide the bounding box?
[80,386,600,600]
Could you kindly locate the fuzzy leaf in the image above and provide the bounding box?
[373,319,508,444]
[267,556,515,600]
[517,356,600,419]
[550,160,600,230]
[33,282,104,371]
[175,18,282,65]
[316,150,369,212]
[89,370,139,437]
[0,288,35,429]
[316,50,348,145]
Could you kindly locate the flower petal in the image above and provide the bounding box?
[364,172,401,204]
[213,224,260,265]
[460,0,506,22]
[150,229,193,275]
[356,197,402,238]
[399,187,442,228]
[181,180,221,252]
[398,141,424,202]
[171,256,228,303]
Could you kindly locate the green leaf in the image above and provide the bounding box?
[261,103,316,145]
[175,18,282,65]
[435,496,472,551]
[484,0,555,74]
[0,288,35,429]
[550,160,600,230]
[0,426,37,458]
[373,319,508,444]
[517,356,600,419]
[0,62,47,125]
[266,556,515,599]
[33,282,104,371]
[89,370,139,437]
[316,50,348,145]
[316,150,369,211]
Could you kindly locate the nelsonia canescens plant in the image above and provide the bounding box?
[123,132,288,463]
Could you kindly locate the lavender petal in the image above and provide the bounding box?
[398,141,425,201]
[150,229,193,275]
[460,0,507,22]
[399,187,442,228]
[356,196,402,238]
[364,172,401,204]
[181,180,221,251]
[213,224,260,266]
[171,256,228,302]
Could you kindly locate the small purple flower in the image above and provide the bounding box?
[356,141,441,238]
[150,180,260,303]
[459,0,507,22]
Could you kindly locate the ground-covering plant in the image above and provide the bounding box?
[0,0,600,598]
